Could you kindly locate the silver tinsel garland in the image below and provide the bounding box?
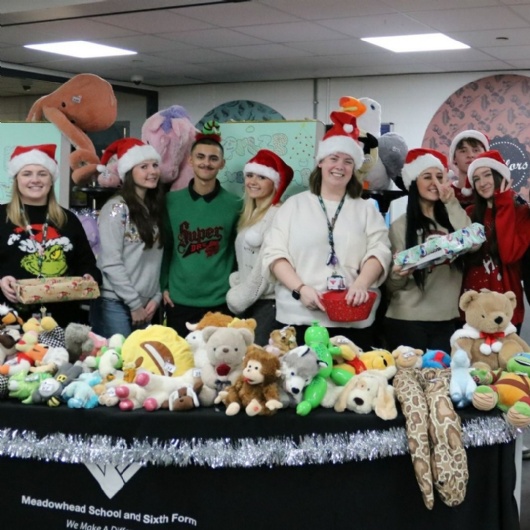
[0,415,519,469]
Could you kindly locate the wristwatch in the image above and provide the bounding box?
[292,284,304,300]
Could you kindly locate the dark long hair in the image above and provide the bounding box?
[120,170,166,249]
[405,181,457,290]
[309,166,363,198]
[465,169,506,266]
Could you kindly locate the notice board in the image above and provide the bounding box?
[218,120,325,199]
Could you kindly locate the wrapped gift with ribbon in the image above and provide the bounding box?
[14,276,100,304]
[394,223,485,271]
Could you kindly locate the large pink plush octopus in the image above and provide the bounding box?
[26,73,117,185]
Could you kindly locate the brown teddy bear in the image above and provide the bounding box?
[450,289,530,370]
[214,346,283,416]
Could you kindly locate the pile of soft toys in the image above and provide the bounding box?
[0,287,529,427]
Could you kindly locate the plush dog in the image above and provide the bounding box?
[450,289,530,370]
[333,369,398,420]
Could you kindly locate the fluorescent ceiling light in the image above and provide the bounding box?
[361,33,469,53]
[25,41,136,58]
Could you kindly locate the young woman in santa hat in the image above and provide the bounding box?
[226,149,294,346]
[384,148,471,352]
[90,138,165,337]
[262,112,392,351]
[461,150,530,332]
[0,143,101,327]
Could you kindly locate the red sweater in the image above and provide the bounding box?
[462,191,530,325]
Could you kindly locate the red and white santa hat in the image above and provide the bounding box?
[8,144,59,181]
[467,150,511,189]
[401,148,448,190]
[449,129,489,163]
[244,149,294,205]
[316,111,364,169]
[98,138,160,180]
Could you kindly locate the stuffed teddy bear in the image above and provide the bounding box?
[215,346,283,416]
[64,323,107,363]
[450,289,530,370]
[198,325,254,406]
[449,348,477,409]
[333,369,398,420]
[471,352,530,428]
[26,73,117,185]
[141,105,198,191]
[278,345,321,408]
[264,325,298,356]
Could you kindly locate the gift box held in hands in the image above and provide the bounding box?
[14,276,100,304]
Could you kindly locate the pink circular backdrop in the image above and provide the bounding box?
[423,74,530,199]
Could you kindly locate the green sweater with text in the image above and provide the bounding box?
[161,185,241,307]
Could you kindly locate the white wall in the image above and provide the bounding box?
[158,70,530,148]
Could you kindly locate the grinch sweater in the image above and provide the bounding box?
[0,203,101,326]
[160,181,241,307]
[462,190,530,325]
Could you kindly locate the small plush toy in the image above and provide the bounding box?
[30,346,69,374]
[31,362,84,406]
[215,346,283,416]
[26,73,117,184]
[61,372,102,409]
[0,328,21,366]
[333,369,398,420]
[199,325,254,406]
[296,321,344,416]
[450,289,530,370]
[0,303,24,330]
[264,325,298,356]
[278,346,322,408]
[449,348,477,409]
[168,378,203,411]
[392,345,424,370]
[8,371,52,404]
[359,349,397,379]
[328,335,366,375]
[0,331,48,376]
[472,352,530,428]
[422,349,452,369]
[141,105,198,191]
[84,345,123,380]
[64,323,105,362]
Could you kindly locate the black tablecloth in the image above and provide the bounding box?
[0,401,521,530]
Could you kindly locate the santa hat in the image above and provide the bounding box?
[449,129,489,163]
[467,150,511,189]
[244,149,294,205]
[8,144,59,181]
[316,111,364,169]
[401,148,447,191]
[98,138,160,181]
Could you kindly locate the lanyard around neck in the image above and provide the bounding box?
[318,194,346,267]
[21,208,50,277]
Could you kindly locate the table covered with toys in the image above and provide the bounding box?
[0,303,525,530]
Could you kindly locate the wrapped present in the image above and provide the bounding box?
[394,223,485,271]
[14,276,100,304]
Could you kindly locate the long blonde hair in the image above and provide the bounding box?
[6,176,66,228]
[237,192,274,231]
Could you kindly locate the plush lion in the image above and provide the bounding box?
[450,289,530,370]
[214,346,283,416]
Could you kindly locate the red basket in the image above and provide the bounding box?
[321,290,377,323]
